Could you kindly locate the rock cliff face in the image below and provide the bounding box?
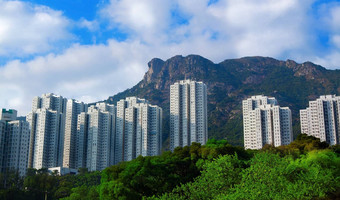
[106,55,340,147]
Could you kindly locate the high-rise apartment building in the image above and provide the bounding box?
[0,121,5,171]
[0,109,30,176]
[0,109,17,121]
[31,93,67,113]
[84,103,115,171]
[62,99,87,169]
[26,93,162,172]
[74,112,88,169]
[300,95,340,145]
[125,102,162,161]
[115,97,162,163]
[115,99,126,164]
[124,106,137,161]
[32,109,63,169]
[115,97,148,163]
[26,111,36,168]
[170,80,208,151]
[72,103,115,171]
[242,95,293,149]
[4,120,30,176]
[27,93,68,169]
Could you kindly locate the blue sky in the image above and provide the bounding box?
[0,0,340,115]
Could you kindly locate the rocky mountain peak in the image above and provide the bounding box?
[140,55,215,89]
[285,59,298,68]
[284,60,326,79]
[144,58,164,84]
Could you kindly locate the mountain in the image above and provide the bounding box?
[105,55,340,147]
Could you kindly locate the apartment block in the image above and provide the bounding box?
[74,112,88,169]
[115,97,148,164]
[125,102,162,161]
[242,95,293,149]
[85,103,115,171]
[27,93,67,169]
[62,99,87,169]
[300,95,340,145]
[4,120,30,176]
[170,80,208,151]
[25,93,163,172]
[0,121,5,171]
[32,108,63,169]
[0,109,30,176]
[136,104,162,158]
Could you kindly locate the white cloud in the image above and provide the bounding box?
[328,6,340,49]
[329,6,340,32]
[0,0,71,57]
[78,18,99,32]
[332,35,340,49]
[101,0,315,60]
[313,52,340,69]
[101,0,173,44]
[0,40,152,115]
[308,3,340,69]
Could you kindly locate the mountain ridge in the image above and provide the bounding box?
[105,55,340,147]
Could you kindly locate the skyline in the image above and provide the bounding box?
[1,0,340,115]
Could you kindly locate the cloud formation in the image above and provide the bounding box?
[0,0,340,115]
[0,41,151,115]
[0,0,72,58]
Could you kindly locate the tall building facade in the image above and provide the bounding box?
[0,109,17,121]
[85,103,115,171]
[125,102,162,161]
[115,97,162,163]
[242,95,293,150]
[0,109,30,176]
[300,95,340,145]
[62,99,87,169]
[74,112,88,169]
[124,106,137,161]
[26,94,163,172]
[27,93,68,169]
[170,80,208,151]
[115,97,147,163]
[4,120,30,176]
[32,109,63,169]
[0,121,5,171]
[31,93,67,112]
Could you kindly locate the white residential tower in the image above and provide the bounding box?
[170,80,208,151]
[242,95,293,149]
[300,95,340,145]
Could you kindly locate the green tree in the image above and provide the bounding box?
[220,150,340,200]
[23,168,58,200]
[150,154,246,200]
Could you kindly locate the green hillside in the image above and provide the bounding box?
[105,55,340,147]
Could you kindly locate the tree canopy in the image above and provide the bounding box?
[0,135,338,200]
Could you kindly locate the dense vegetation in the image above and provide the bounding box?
[152,150,339,200]
[0,134,339,200]
[0,168,100,200]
